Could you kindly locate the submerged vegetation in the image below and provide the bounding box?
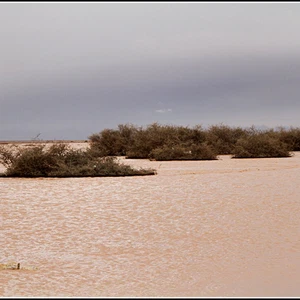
[149,143,217,161]
[0,143,156,178]
[0,123,297,177]
[89,123,296,160]
[232,134,291,158]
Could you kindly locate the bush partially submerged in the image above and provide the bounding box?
[232,134,291,158]
[0,143,156,177]
[90,123,209,159]
[277,126,300,151]
[206,124,248,154]
[89,123,297,160]
[89,124,138,156]
[149,144,217,161]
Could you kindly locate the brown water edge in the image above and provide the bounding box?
[1,147,300,297]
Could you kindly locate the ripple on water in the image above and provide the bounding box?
[1,152,300,297]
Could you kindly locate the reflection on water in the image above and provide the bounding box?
[1,147,300,297]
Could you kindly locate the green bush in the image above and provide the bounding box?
[206,124,248,154]
[0,143,156,177]
[89,128,124,156]
[232,133,291,158]
[126,123,181,158]
[89,123,140,157]
[89,123,208,159]
[149,143,217,161]
[276,127,300,151]
[88,123,299,160]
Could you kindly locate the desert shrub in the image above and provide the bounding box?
[126,123,208,158]
[125,123,173,158]
[232,133,291,158]
[276,127,300,151]
[88,123,300,160]
[117,123,139,148]
[206,124,248,154]
[182,125,207,145]
[89,129,123,156]
[6,145,57,176]
[0,144,20,168]
[162,124,207,146]
[189,143,218,160]
[125,126,154,158]
[149,143,217,161]
[89,124,139,156]
[0,143,156,177]
[89,123,208,159]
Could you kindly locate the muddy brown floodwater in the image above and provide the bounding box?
[1,144,300,297]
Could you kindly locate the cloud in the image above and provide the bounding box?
[155,108,172,113]
[1,3,300,140]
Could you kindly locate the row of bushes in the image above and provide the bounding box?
[0,143,156,177]
[0,123,296,178]
[89,123,297,160]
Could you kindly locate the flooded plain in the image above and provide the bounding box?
[1,143,300,297]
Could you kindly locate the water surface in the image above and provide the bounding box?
[1,148,300,297]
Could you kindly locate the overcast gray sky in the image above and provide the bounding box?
[1,2,300,140]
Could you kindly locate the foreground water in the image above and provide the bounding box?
[1,147,300,297]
